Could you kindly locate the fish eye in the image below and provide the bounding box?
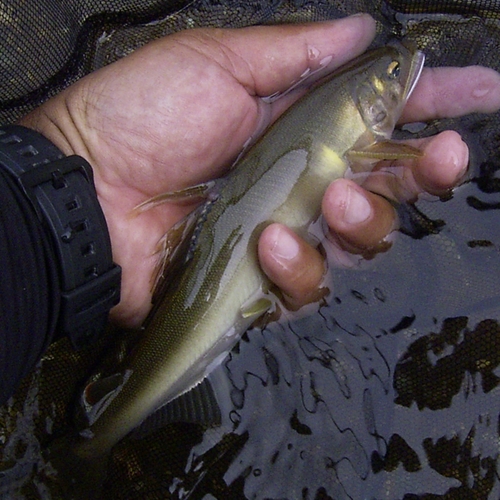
[387,61,401,79]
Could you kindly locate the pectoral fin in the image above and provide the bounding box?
[81,370,133,426]
[348,140,423,161]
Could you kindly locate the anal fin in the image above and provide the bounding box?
[130,378,221,439]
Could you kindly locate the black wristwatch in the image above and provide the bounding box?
[0,125,121,349]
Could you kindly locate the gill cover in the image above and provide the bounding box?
[354,42,425,139]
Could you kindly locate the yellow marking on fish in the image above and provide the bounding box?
[319,144,347,177]
[371,75,385,93]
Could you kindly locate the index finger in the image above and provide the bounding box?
[400,65,500,123]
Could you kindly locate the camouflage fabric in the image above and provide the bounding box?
[1,0,500,498]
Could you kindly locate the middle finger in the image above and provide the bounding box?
[359,130,469,202]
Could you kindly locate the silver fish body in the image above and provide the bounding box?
[76,42,425,458]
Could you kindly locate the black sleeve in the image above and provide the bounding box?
[0,168,61,405]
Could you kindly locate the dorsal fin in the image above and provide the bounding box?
[130,180,217,215]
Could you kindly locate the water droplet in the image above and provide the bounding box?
[307,45,320,61]
[319,55,333,67]
[300,67,311,78]
[472,86,490,98]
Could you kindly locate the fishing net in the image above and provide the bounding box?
[1,0,500,498]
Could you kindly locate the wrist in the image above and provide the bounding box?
[18,102,88,158]
[0,124,121,348]
[18,108,159,329]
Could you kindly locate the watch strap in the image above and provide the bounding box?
[0,125,121,349]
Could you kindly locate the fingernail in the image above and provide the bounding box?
[271,227,299,261]
[456,139,469,178]
[444,138,468,185]
[343,185,372,225]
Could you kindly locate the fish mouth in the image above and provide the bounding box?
[403,49,425,103]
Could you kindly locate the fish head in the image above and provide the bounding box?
[354,41,425,140]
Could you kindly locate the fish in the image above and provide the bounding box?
[74,41,425,459]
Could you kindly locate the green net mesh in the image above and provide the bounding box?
[1,1,500,498]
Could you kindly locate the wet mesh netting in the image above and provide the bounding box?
[1,1,500,498]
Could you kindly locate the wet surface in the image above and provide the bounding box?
[2,1,500,498]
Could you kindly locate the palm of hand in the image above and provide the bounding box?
[59,25,371,325]
[64,31,281,324]
[18,18,500,328]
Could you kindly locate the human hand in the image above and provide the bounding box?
[18,14,500,326]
